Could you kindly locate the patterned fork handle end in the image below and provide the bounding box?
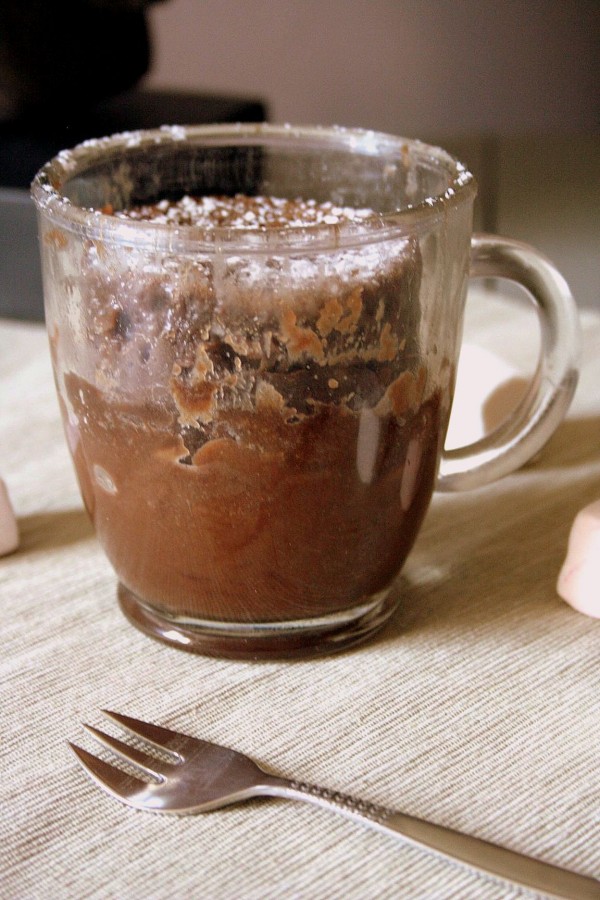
[274,780,600,900]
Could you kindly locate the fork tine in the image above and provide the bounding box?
[101,710,188,756]
[68,742,151,801]
[82,724,173,780]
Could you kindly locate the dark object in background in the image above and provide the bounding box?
[0,0,266,187]
[0,89,268,190]
[0,1,267,320]
[0,0,164,122]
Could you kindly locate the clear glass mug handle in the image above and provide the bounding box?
[437,234,581,492]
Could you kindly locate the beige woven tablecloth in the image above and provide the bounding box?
[1,289,599,899]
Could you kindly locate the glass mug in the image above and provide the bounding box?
[31,124,579,659]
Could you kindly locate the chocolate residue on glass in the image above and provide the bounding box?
[61,195,442,623]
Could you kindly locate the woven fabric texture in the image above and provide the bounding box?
[1,291,599,899]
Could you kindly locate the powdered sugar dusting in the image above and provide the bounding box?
[108,194,413,303]
[114,194,376,229]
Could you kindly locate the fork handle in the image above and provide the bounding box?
[268,779,599,900]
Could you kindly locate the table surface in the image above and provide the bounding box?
[1,291,599,900]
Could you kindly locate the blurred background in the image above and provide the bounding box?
[148,0,597,135]
[1,0,598,317]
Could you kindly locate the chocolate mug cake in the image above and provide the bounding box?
[33,125,578,657]
[61,193,441,638]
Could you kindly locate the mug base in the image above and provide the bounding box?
[117,583,397,659]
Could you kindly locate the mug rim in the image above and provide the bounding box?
[30,123,477,253]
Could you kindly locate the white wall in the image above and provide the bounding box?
[145,0,599,306]
[147,0,597,135]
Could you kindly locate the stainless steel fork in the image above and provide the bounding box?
[69,711,599,900]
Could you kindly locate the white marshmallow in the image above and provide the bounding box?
[0,477,19,557]
[557,500,600,619]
